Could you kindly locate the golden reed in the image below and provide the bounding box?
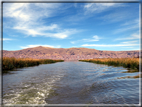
[80,58,139,70]
[2,57,63,72]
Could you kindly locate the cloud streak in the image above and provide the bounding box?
[84,3,124,14]
[20,44,61,49]
[121,19,139,26]
[13,24,79,39]
[3,3,80,39]
[82,43,139,47]
[71,35,101,44]
[82,33,140,48]
[113,19,139,34]
[82,39,139,47]
[2,38,14,41]
[114,25,139,34]
[115,33,140,41]
[121,40,138,44]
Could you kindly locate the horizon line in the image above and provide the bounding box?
[2,46,140,51]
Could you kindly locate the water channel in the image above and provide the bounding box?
[3,61,140,105]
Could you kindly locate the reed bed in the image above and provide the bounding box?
[79,58,139,70]
[2,57,64,72]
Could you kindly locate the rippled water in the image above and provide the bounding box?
[3,61,140,105]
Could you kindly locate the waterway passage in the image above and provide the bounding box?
[3,61,140,105]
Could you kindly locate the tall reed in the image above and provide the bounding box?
[79,58,139,70]
[2,57,64,72]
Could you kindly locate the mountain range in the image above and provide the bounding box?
[3,46,140,60]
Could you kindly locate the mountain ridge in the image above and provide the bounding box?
[3,46,140,60]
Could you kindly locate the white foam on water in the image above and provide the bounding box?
[3,73,64,105]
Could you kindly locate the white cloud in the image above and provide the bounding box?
[2,38,14,41]
[13,24,79,39]
[71,35,101,44]
[114,25,139,34]
[3,3,80,39]
[4,3,30,21]
[20,44,61,49]
[113,19,139,34]
[115,33,140,41]
[100,10,131,23]
[121,46,138,49]
[92,35,100,40]
[36,24,58,31]
[34,3,61,9]
[82,39,99,42]
[71,41,75,44]
[121,40,138,44]
[3,3,61,21]
[121,19,139,26]
[84,3,124,14]
[82,43,139,47]
[82,38,139,47]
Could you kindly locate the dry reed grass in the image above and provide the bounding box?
[2,57,63,72]
[80,58,139,70]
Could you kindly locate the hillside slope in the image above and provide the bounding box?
[3,46,140,60]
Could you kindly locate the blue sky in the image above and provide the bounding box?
[3,2,140,51]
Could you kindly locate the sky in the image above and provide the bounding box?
[2,1,140,51]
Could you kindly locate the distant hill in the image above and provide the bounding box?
[3,46,140,60]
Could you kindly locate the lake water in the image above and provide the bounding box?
[3,61,140,105]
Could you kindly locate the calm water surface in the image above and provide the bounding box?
[3,61,140,105]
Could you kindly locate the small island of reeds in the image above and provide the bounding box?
[2,57,64,73]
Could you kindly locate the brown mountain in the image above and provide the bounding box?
[3,46,140,60]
